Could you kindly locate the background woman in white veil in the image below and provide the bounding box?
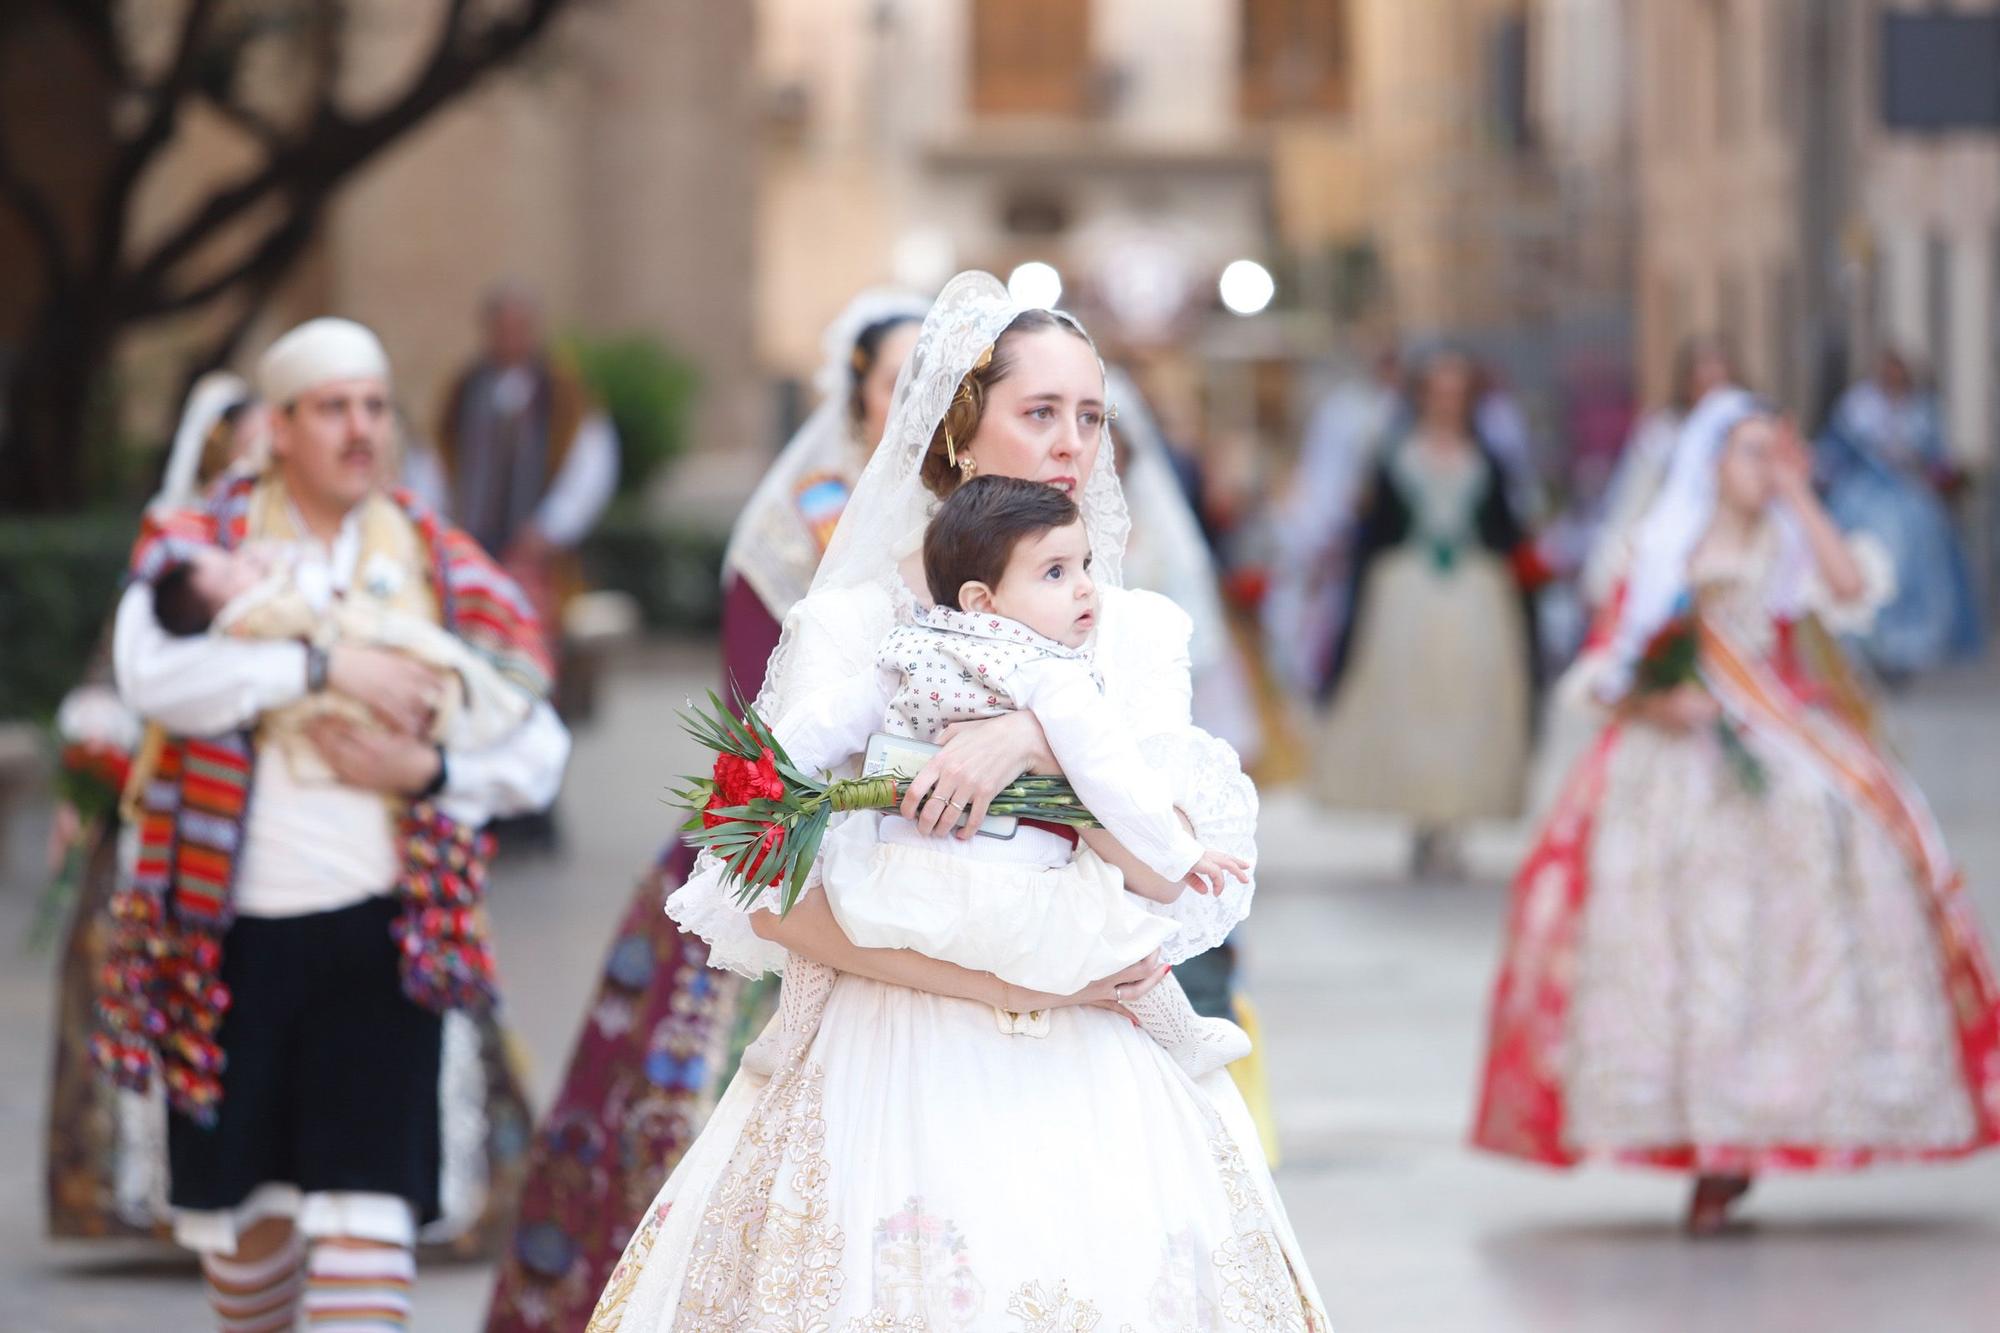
[720,291,929,677]
[43,372,261,1243]
[487,292,925,1333]
[588,273,1325,1329]
[1474,388,2000,1236]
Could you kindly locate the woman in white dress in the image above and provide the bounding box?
[1314,351,1539,874]
[587,272,1326,1330]
[1474,389,2000,1234]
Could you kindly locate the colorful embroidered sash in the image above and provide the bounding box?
[1700,621,2000,1146]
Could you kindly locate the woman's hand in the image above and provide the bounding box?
[1771,417,1816,504]
[1770,417,1868,603]
[996,952,1170,1025]
[899,711,1058,838]
[1632,684,1719,734]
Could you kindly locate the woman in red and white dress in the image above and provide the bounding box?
[1472,387,2000,1234]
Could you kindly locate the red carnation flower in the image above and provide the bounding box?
[743,822,788,887]
[712,746,786,807]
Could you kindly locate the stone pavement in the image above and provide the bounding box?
[4,641,1999,1331]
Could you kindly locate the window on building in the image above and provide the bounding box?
[1241,0,1351,118]
[1488,13,1534,150]
[1768,0,1796,135]
[1882,12,2000,131]
[1713,0,1738,144]
[1771,263,1800,410]
[1651,269,1693,402]
[1928,231,1951,400]
[971,0,1093,117]
[1718,266,1750,385]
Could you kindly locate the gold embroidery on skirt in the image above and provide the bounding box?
[1005,1279,1103,1331]
[1207,1124,1326,1332]
[672,1055,845,1330]
[587,1199,672,1331]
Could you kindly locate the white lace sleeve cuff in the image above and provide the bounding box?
[1134,724,1258,964]
[664,849,791,978]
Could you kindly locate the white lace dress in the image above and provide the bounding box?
[588,583,1326,1331]
[1561,535,1981,1161]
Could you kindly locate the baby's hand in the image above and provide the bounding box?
[1181,848,1252,896]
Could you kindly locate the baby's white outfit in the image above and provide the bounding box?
[766,603,1250,1077]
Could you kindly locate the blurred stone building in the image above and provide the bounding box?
[757,0,1628,350]
[756,0,1635,476]
[11,1,1651,482]
[1631,0,2000,471]
[320,0,760,456]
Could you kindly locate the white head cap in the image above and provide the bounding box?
[257,317,391,406]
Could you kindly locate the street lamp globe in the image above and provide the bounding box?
[1218,259,1275,316]
[1007,261,1063,309]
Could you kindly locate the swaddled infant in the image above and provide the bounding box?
[150,542,528,782]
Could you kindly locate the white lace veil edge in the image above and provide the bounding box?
[149,372,252,515]
[721,288,930,620]
[1599,386,1807,696]
[756,270,1133,719]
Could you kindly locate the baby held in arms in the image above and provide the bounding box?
[770,475,1253,1076]
[149,542,528,782]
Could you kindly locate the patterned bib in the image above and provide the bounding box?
[877,605,1098,742]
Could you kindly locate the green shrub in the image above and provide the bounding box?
[0,512,137,720]
[564,334,702,499]
[578,500,728,632]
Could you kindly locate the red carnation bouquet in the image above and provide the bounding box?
[31,735,133,951]
[1633,612,1767,795]
[674,692,1100,915]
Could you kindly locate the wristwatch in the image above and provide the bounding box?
[305,644,330,693]
[417,744,448,800]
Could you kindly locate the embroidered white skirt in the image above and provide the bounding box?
[586,971,1326,1330]
[1315,548,1530,824]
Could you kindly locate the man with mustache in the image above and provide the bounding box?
[103,318,570,1332]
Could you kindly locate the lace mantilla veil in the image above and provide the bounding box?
[720,288,929,617]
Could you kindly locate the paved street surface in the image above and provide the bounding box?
[6,640,2000,1331]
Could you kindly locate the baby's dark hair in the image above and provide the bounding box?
[152,561,218,637]
[923,475,1081,611]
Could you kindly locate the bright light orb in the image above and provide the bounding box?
[1218,259,1275,316]
[1007,261,1063,309]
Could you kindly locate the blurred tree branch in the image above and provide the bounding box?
[0,0,577,511]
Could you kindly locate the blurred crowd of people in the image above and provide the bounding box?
[1240,336,1990,864]
[29,264,2000,1328]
